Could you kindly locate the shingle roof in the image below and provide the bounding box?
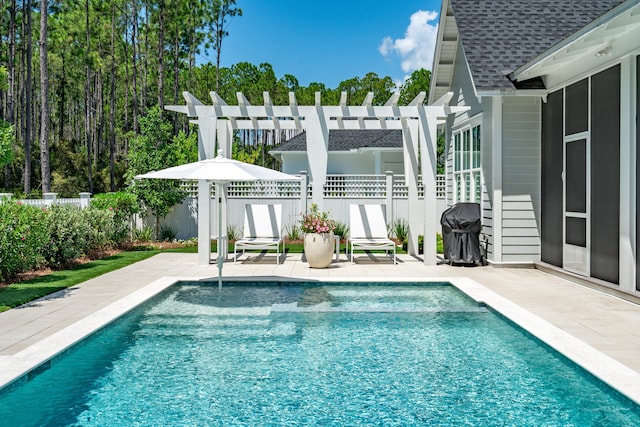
[449,0,625,91]
[273,130,402,152]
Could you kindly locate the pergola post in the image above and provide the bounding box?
[306,93,330,209]
[197,181,211,265]
[418,109,439,266]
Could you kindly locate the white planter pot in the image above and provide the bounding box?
[304,232,334,268]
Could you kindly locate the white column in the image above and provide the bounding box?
[79,192,91,209]
[299,171,308,213]
[619,56,635,292]
[402,119,420,256]
[385,171,394,225]
[492,97,503,263]
[417,109,438,266]
[197,116,217,160]
[217,119,233,157]
[197,181,211,265]
[305,94,329,208]
[43,192,57,206]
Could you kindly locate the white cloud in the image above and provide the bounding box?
[379,10,439,77]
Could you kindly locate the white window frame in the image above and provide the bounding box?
[452,119,482,203]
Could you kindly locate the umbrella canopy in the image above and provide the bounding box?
[135,150,298,182]
[135,150,301,287]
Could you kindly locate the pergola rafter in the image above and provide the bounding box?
[165,90,469,266]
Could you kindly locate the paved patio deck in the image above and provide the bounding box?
[1,252,640,402]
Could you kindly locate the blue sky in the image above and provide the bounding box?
[199,0,442,88]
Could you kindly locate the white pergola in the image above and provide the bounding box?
[166,90,468,266]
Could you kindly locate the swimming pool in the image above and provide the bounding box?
[1,282,639,426]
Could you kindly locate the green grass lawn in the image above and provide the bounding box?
[0,235,443,313]
[0,250,160,313]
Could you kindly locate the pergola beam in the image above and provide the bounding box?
[165,90,468,266]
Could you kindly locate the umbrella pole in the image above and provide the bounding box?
[217,183,223,289]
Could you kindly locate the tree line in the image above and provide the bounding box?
[0,0,431,198]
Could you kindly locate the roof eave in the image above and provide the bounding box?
[510,0,639,82]
[476,89,548,99]
[428,0,458,105]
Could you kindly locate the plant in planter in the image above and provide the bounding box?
[300,204,337,268]
[392,218,409,250]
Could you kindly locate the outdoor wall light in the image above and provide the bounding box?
[595,46,612,57]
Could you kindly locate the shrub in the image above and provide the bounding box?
[284,223,301,241]
[333,222,349,240]
[91,192,140,242]
[85,207,129,252]
[0,202,48,281]
[159,225,177,241]
[42,205,92,267]
[227,225,240,241]
[132,226,154,242]
[90,192,140,220]
[392,218,409,243]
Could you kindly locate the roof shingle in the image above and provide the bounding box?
[449,0,625,91]
[273,130,402,152]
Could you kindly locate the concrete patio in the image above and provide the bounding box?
[1,252,639,403]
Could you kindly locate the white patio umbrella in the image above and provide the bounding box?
[135,150,301,287]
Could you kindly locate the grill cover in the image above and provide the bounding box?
[440,203,482,264]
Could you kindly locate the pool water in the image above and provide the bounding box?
[1,282,639,426]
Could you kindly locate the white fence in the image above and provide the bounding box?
[1,192,92,209]
[1,175,447,240]
[166,174,447,239]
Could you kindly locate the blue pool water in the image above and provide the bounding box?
[1,282,639,426]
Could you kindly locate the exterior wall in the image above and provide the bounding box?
[444,41,495,259]
[480,100,494,258]
[280,153,309,175]
[500,96,542,263]
[280,151,404,175]
[443,43,542,264]
[541,60,634,294]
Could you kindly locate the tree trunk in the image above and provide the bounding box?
[85,0,93,193]
[157,0,165,109]
[131,0,139,133]
[123,26,130,134]
[109,3,116,191]
[40,0,51,193]
[23,0,33,195]
[142,0,149,110]
[173,27,179,133]
[5,0,16,187]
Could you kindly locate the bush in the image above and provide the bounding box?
[284,223,300,241]
[132,226,154,242]
[333,222,349,241]
[227,225,240,241]
[42,205,92,267]
[159,225,177,241]
[391,218,409,243]
[91,192,140,242]
[0,202,48,281]
[85,207,129,252]
[90,192,140,222]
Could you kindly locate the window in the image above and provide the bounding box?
[452,124,482,203]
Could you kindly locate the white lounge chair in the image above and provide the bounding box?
[234,204,284,264]
[348,204,397,264]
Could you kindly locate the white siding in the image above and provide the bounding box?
[281,151,405,176]
[501,97,542,263]
[443,42,495,258]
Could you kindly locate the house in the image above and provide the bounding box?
[430,0,640,296]
[269,129,404,176]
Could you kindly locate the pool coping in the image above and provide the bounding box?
[1,275,639,407]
